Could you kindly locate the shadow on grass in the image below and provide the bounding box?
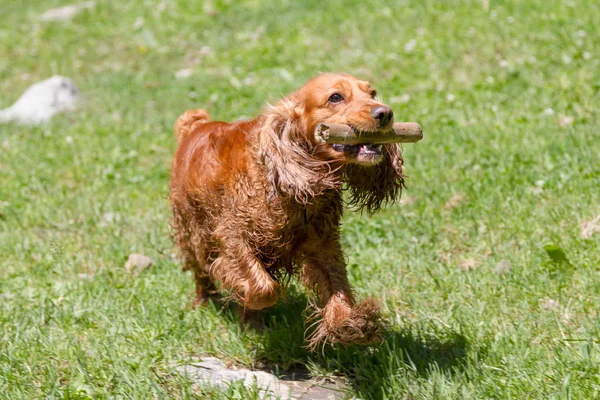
[226,289,473,399]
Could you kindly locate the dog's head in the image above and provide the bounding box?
[294,73,394,165]
[259,73,404,210]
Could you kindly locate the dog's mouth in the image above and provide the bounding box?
[330,143,384,164]
[331,143,382,155]
[328,124,386,163]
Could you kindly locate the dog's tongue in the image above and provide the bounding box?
[358,144,381,155]
[331,144,380,154]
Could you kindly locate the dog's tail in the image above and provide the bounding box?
[174,109,210,144]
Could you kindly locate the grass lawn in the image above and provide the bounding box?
[1,0,599,398]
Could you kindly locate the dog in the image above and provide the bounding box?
[169,73,405,349]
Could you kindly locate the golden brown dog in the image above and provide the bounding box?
[169,73,404,349]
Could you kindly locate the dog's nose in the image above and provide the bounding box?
[370,105,393,127]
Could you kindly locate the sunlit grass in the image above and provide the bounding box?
[1,0,599,398]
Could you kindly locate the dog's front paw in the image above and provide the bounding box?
[331,298,382,345]
[306,297,383,351]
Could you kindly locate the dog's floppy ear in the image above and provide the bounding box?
[344,144,405,214]
[258,96,340,204]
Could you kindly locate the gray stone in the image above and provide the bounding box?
[124,253,153,276]
[174,357,351,399]
[0,76,80,125]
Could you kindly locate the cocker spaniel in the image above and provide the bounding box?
[169,73,404,349]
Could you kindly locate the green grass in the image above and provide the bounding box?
[1,0,599,398]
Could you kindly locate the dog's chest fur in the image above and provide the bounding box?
[239,186,343,272]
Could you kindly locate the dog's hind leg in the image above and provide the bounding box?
[187,231,219,307]
[191,265,218,307]
[171,206,217,307]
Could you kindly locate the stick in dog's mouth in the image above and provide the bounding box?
[315,122,423,145]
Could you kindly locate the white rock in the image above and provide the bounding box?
[0,76,80,125]
[175,357,348,399]
[39,1,95,22]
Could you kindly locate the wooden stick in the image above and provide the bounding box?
[315,122,423,145]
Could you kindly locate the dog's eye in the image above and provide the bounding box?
[370,90,377,99]
[328,93,344,104]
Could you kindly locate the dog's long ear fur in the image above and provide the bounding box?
[258,97,341,204]
[344,144,405,214]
